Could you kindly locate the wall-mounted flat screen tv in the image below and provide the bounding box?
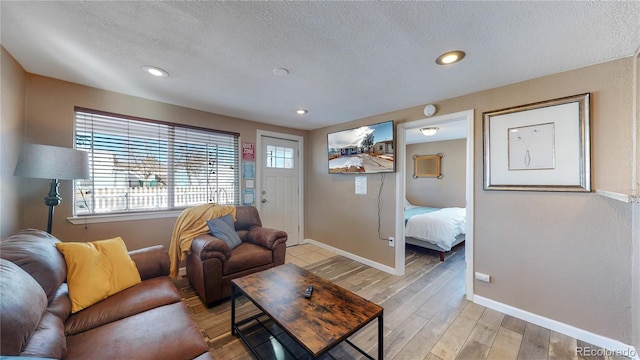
[327,120,395,174]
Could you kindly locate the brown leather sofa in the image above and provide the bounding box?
[186,206,287,306]
[0,229,213,360]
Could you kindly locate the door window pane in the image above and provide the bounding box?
[266,145,294,169]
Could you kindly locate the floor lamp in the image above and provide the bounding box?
[14,143,90,234]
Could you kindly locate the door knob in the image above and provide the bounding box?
[261,199,267,203]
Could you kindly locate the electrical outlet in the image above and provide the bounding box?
[475,272,491,283]
[388,237,395,247]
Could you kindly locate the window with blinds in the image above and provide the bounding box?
[74,108,239,215]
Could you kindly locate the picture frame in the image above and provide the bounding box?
[412,153,443,179]
[483,93,591,192]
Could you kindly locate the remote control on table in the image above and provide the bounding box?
[304,285,313,298]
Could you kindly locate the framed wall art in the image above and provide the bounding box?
[412,153,443,179]
[483,93,591,192]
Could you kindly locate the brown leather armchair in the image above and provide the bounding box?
[186,206,287,306]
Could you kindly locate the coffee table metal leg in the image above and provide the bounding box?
[378,313,383,360]
[231,284,236,335]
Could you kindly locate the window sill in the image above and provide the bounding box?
[67,210,183,225]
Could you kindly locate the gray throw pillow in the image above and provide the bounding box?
[206,214,242,249]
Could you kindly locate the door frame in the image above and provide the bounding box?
[394,109,475,301]
[255,130,304,246]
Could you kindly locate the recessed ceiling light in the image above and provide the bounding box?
[142,65,169,77]
[273,67,290,76]
[296,109,308,115]
[435,51,466,65]
[420,127,439,136]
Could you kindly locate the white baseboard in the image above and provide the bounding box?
[473,295,639,360]
[302,238,397,275]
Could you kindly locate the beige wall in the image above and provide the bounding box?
[633,50,640,350]
[636,50,639,194]
[405,139,466,208]
[18,74,306,250]
[1,47,26,238]
[306,111,410,267]
[307,57,635,344]
[442,59,633,344]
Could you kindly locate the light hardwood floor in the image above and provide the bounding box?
[175,243,626,360]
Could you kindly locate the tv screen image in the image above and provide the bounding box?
[327,120,395,174]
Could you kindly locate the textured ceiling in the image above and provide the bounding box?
[1,2,639,131]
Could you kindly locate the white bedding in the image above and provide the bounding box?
[405,207,466,251]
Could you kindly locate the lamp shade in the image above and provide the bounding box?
[14,143,90,180]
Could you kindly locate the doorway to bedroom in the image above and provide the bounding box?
[394,109,474,300]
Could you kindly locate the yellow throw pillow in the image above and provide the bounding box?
[55,237,141,313]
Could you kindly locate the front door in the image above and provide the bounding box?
[259,135,300,246]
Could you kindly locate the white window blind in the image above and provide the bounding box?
[74,108,239,215]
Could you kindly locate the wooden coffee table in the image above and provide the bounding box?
[231,263,383,359]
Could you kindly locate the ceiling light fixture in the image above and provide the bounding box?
[435,50,466,65]
[142,65,169,77]
[296,109,308,115]
[273,67,290,76]
[420,127,439,136]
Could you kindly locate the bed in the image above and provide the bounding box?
[404,201,466,261]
